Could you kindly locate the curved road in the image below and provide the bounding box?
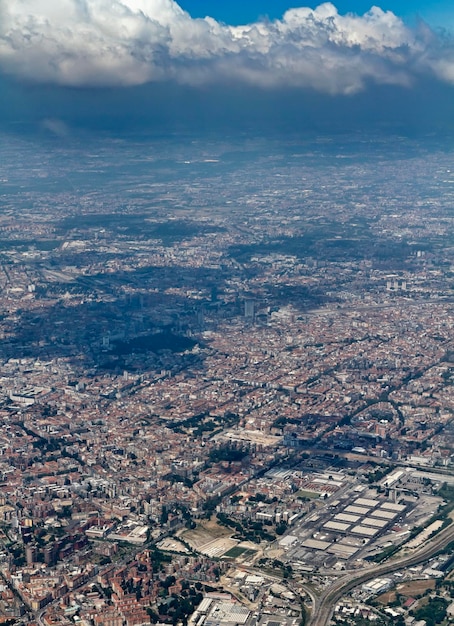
[309,522,454,626]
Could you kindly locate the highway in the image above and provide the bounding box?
[308,521,454,626]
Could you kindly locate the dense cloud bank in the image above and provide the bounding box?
[1,0,454,93]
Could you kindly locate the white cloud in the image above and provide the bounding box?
[0,0,453,93]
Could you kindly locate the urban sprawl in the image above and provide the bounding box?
[0,133,453,626]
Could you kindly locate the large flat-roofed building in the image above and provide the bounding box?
[361,517,388,528]
[381,470,405,487]
[354,498,379,508]
[205,602,250,626]
[327,543,358,558]
[286,491,418,565]
[334,513,360,524]
[351,525,379,537]
[362,578,393,594]
[302,538,331,551]
[324,521,350,532]
[279,535,298,548]
[370,509,396,520]
[344,505,370,516]
[380,502,406,513]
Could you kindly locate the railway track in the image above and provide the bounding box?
[309,522,454,625]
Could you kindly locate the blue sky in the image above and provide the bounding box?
[178,1,454,28]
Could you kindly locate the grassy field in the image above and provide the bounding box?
[376,590,396,605]
[377,579,436,605]
[397,579,436,597]
[181,519,232,550]
[223,546,257,559]
[296,490,320,500]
